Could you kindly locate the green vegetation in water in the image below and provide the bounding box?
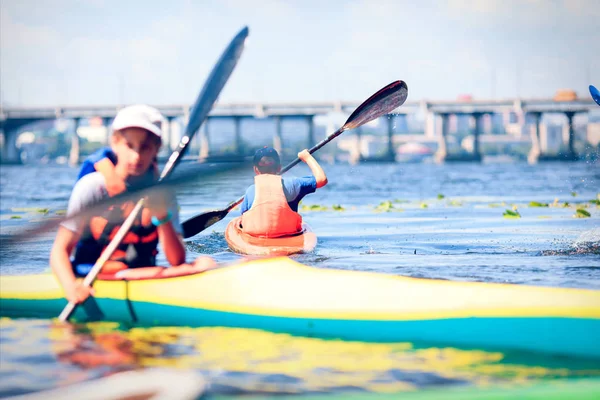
[393,199,410,204]
[331,204,345,211]
[55,210,67,215]
[571,191,577,197]
[420,202,428,209]
[11,207,49,214]
[375,200,395,212]
[437,194,445,200]
[529,201,549,208]
[447,199,463,207]
[537,216,552,219]
[301,204,328,212]
[503,209,521,219]
[590,199,600,206]
[574,208,591,218]
[10,215,22,219]
[562,202,570,208]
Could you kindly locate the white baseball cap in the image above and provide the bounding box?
[112,104,164,137]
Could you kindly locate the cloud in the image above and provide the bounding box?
[1,0,598,104]
[220,0,295,18]
[563,0,600,17]
[0,2,213,105]
[0,9,61,49]
[446,0,600,29]
[446,0,542,15]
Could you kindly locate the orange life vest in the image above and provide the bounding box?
[240,174,303,238]
[73,158,159,273]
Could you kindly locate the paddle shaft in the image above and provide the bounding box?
[58,199,144,321]
[281,126,347,174]
[181,80,409,237]
[58,26,249,322]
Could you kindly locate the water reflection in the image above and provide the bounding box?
[3,319,598,397]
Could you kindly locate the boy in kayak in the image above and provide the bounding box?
[50,105,215,304]
[240,146,328,237]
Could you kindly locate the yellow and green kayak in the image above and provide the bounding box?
[1,257,599,359]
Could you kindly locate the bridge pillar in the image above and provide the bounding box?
[199,117,210,160]
[472,112,483,160]
[527,112,543,164]
[102,117,112,145]
[165,116,175,151]
[0,126,21,164]
[564,111,577,159]
[434,113,449,163]
[425,111,436,139]
[273,116,283,155]
[349,126,362,164]
[0,118,45,164]
[513,99,525,138]
[306,115,314,149]
[233,116,242,155]
[69,118,82,166]
[386,114,395,161]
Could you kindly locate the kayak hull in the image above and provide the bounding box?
[1,257,599,359]
[224,216,317,256]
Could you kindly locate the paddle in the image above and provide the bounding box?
[57,26,249,322]
[181,80,409,238]
[0,162,248,251]
[590,85,600,106]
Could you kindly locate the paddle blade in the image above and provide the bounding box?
[161,26,249,180]
[590,85,600,106]
[182,209,230,239]
[343,80,408,131]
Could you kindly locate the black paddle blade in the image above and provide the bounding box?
[343,80,408,131]
[182,209,230,238]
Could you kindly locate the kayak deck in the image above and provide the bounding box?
[1,257,599,359]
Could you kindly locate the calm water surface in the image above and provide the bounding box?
[0,161,599,397]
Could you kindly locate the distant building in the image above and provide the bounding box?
[553,89,577,101]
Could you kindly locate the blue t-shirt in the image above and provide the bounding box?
[241,176,317,213]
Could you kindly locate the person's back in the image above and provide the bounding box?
[240,147,328,238]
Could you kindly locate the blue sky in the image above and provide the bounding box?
[1,0,599,106]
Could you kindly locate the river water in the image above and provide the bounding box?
[0,160,599,397]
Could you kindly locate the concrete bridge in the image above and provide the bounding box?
[0,97,597,164]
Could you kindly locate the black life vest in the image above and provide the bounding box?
[72,153,159,272]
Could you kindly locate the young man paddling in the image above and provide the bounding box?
[240,147,328,237]
[50,105,215,304]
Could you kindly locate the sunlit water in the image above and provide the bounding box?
[1,161,599,398]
